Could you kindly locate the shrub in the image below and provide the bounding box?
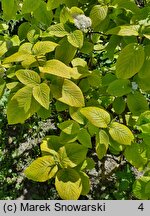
[0,0,150,200]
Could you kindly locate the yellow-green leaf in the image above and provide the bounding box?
[96,129,109,159]
[107,79,131,96]
[3,51,34,64]
[39,59,71,79]
[58,79,85,107]
[109,122,134,145]
[58,120,80,135]
[0,41,8,56]
[55,168,82,200]
[16,69,41,87]
[133,177,150,200]
[32,41,58,55]
[127,92,149,116]
[58,143,87,168]
[77,128,92,148]
[0,77,6,99]
[24,156,58,182]
[33,83,50,109]
[80,106,110,128]
[55,37,77,65]
[67,30,83,48]
[48,23,69,37]
[69,107,86,125]
[124,143,147,170]
[138,45,150,78]
[106,25,139,36]
[90,5,108,29]
[22,0,41,13]
[116,43,144,79]
[79,171,90,196]
[7,86,40,124]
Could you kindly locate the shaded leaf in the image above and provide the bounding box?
[127,92,149,116]
[116,43,144,79]
[58,120,80,135]
[55,168,82,200]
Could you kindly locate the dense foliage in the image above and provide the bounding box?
[0,0,150,200]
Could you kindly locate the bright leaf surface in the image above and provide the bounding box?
[24,156,58,182]
[80,106,110,128]
[109,122,134,145]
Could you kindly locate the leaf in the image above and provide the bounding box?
[33,1,53,28]
[106,25,139,36]
[2,0,17,20]
[32,41,58,56]
[136,111,150,134]
[124,143,148,170]
[24,156,58,182]
[0,77,6,99]
[67,30,83,48]
[0,41,8,56]
[113,97,126,114]
[96,129,109,160]
[3,51,34,64]
[33,83,50,109]
[18,22,31,40]
[80,106,110,128]
[127,92,149,116]
[7,86,40,124]
[39,59,71,79]
[55,101,68,112]
[55,37,77,65]
[87,122,99,136]
[109,122,134,145]
[77,128,92,148]
[138,45,150,78]
[16,69,41,87]
[55,168,82,200]
[107,79,131,97]
[116,43,144,79]
[133,177,150,200]
[48,23,69,37]
[58,143,87,168]
[90,5,108,29]
[60,132,77,144]
[69,107,86,124]
[79,171,90,196]
[58,79,85,107]
[80,41,94,54]
[58,120,80,135]
[137,111,150,126]
[22,0,42,14]
[105,35,121,60]
[41,135,63,155]
[135,75,150,91]
[37,106,51,120]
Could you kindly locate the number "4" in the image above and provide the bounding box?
[138,203,144,211]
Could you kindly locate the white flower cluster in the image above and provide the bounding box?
[74,14,92,32]
[131,82,138,91]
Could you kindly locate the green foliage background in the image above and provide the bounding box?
[0,0,150,200]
